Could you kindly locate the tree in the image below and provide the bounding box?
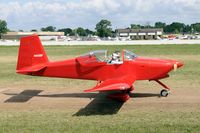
[154,22,166,28]
[41,26,56,32]
[130,24,141,29]
[85,29,95,36]
[95,19,112,37]
[57,28,74,36]
[0,20,8,39]
[183,25,191,33]
[164,24,172,33]
[191,23,200,32]
[164,22,185,33]
[76,27,87,36]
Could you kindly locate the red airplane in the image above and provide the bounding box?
[16,35,183,102]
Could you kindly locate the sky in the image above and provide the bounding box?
[0,0,200,31]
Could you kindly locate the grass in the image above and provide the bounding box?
[0,111,199,133]
[0,44,200,133]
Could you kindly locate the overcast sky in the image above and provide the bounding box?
[0,0,199,31]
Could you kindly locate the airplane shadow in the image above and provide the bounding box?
[73,92,160,116]
[73,92,124,116]
[3,90,160,116]
[4,90,43,103]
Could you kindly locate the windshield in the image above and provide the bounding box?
[80,50,107,62]
[124,50,137,60]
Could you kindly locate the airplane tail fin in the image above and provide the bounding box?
[16,35,49,74]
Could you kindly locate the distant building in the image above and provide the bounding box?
[2,32,65,41]
[116,28,163,40]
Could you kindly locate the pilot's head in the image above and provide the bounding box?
[112,51,120,60]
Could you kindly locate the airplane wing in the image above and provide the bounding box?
[84,75,135,92]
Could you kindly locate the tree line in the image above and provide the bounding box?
[1,19,200,39]
[131,22,200,34]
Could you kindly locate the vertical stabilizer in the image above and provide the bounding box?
[16,35,49,71]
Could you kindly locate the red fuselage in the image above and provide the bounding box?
[31,56,183,81]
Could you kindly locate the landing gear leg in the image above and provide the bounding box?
[154,80,171,97]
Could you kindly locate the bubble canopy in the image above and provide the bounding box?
[79,50,137,63]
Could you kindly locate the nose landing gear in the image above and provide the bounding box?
[153,79,171,97]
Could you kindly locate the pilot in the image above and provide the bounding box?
[109,51,123,64]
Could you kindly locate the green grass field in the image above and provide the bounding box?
[0,44,200,133]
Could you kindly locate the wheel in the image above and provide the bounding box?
[160,89,169,97]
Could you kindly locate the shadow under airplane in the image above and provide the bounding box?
[3,89,160,116]
[4,90,43,103]
[73,92,124,116]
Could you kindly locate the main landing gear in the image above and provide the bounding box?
[154,79,171,97]
[107,86,134,102]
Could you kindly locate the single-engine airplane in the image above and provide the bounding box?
[16,35,183,102]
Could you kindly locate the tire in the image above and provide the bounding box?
[160,89,169,97]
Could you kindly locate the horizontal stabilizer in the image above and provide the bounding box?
[16,64,47,74]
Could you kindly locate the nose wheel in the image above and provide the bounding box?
[160,89,170,97]
[152,80,172,97]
